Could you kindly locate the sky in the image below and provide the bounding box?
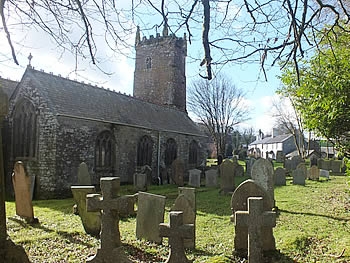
[0,3,284,136]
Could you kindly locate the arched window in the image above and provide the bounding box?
[189,140,199,165]
[145,57,152,69]
[95,131,114,169]
[164,138,177,166]
[137,135,153,166]
[13,99,37,158]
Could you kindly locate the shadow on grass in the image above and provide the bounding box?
[124,243,165,262]
[229,249,295,263]
[279,209,348,222]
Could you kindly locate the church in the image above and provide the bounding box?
[1,29,206,199]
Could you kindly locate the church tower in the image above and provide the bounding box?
[133,26,187,112]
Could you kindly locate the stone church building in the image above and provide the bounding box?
[1,30,206,199]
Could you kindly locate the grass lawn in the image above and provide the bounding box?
[5,175,350,263]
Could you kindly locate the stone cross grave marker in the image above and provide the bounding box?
[159,211,194,263]
[86,177,132,263]
[171,158,185,186]
[220,159,236,194]
[231,179,275,253]
[251,158,275,207]
[292,163,307,185]
[136,192,166,244]
[71,186,101,236]
[205,168,218,187]
[77,162,91,185]
[235,197,276,263]
[12,161,38,223]
[274,167,286,186]
[188,169,201,188]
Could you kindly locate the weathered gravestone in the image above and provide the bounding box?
[188,169,201,188]
[205,168,218,187]
[319,169,330,180]
[231,179,275,254]
[245,158,256,178]
[317,158,330,171]
[133,172,148,191]
[159,211,194,263]
[291,155,304,171]
[171,158,185,186]
[330,160,342,174]
[274,167,286,186]
[275,151,285,163]
[71,186,101,236]
[220,159,236,194]
[251,158,275,207]
[283,159,292,173]
[292,163,307,185]
[12,161,38,223]
[171,187,196,248]
[308,165,320,181]
[234,163,245,177]
[309,153,318,167]
[86,177,133,263]
[140,165,153,185]
[77,162,92,185]
[235,197,276,263]
[136,192,166,244]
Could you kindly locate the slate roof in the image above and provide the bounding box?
[0,77,18,99]
[250,134,292,145]
[20,67,204,136]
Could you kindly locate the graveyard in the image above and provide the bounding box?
[4,166,349,263]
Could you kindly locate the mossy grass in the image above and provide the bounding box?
[6,175,350,262]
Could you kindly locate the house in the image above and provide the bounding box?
[1,29,207,199]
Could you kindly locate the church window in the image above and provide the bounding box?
[137,135,153,166]
[189,140,199,165]
[13,99,37,158]
[146,57,152,69]
[95,131,114,169]
[164,138,177,166]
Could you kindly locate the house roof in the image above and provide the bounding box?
[18,67,204,136]
[0,77,18,99]
[250,133,293,146]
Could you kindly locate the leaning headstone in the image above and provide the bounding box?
[86,177,133,263]
[171,187,196,248]
[159,211,194,263]
[71,186,101,236]
[292,163,307,185]
[188,169,201,188]
[12,161,38,223]
[220,159,236,194]
[171,158,185,186]
[205,168,218,187]
[136,192,166,244]
[319,169,330,180]
[274,167,286,186]
[291,156,304,171]
[308,165,320,181]
[235,197,276,263]
[251,158,275,207]
[77,162,91,185]
[231,179,275,253]
[133,172,148,191]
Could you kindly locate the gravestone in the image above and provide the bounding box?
[275,151,285,163]
[317,158,330,171]
[234,164,244,177]
[319,169,330,179]
[171,158,185,186]
[245,158,256,178]
[309,154,318,167]
[219,159,236,194]
[283,159,292,173]
[188,169,201,188]
[205,168,218,187]
[12,161,38,223]
[308,165,320,181]
[159,211,194,263]
[291,156,304,171]
[86,177,133,263]
[71,186,101,236]
[230,179,275,253]
[274,167,286,186]
[292,163,307,185]
[77,162,91,185]
[251,158,275,207]
[140,165,153,185]
[330,160,342,174]
[235,197,276,263]
[171,187,196,248]
[133,172,148,191]
[136,192,166,244]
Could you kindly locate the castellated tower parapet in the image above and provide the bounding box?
[133,29,187,112]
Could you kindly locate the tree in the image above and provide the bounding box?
[272,96,306,157]
[279,25,350,158]
[2,1,350,80]
[187,74,250,158]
